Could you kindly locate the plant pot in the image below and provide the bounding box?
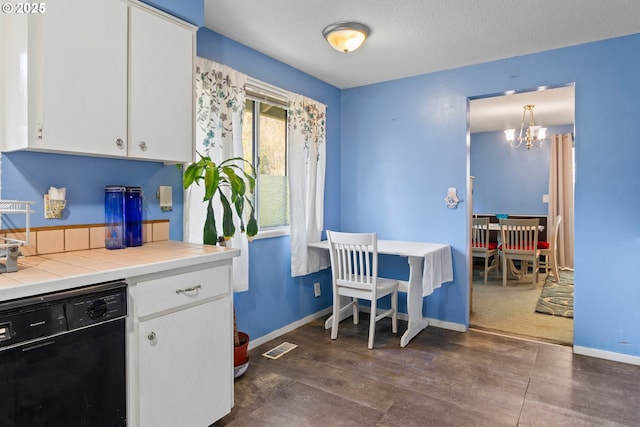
[233,331,250,367]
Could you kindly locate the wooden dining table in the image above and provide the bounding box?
[308,239,453,347]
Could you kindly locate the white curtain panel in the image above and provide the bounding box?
[548,133,575,269]
[184,57,250,291]
[288,94,329,276]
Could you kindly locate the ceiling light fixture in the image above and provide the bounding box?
[322,22,370,53]
[504,104,547,149]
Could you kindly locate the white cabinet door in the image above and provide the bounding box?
[41,0,128,156]
[129,6,194,163]
[138,298,233,427]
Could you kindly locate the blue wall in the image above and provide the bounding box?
[0,151,183,239]
[341,35,640,357]
[471,124,574,215]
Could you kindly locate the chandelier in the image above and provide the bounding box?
[504,104,547,149]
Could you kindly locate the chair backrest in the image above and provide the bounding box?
[472,217,492,251]
[326,230,378,293]
[499,218,539,256]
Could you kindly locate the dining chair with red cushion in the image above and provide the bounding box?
[538,216,562,281]
[472,217,498,284]
[499,218,541,287]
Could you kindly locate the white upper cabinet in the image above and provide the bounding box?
[1,0,194,163]
[128,6,194,162]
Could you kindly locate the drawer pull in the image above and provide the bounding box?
[175,284,202,294]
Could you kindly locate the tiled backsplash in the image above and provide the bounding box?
[0,220,170,256]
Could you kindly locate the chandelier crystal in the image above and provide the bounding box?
[504,105,547,149]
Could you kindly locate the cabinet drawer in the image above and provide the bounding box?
[134,266,230,318]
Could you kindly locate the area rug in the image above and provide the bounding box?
[535,270,574,318]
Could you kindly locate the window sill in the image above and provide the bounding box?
[253,226,290,240]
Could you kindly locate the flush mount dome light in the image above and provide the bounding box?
[322,22,370,53]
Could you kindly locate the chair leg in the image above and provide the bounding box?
[352,298,359,324]
[331,292,340,340]
[368,299,377,349]
[502,256,508,287]
[552,252,560,282]
[483,256,489,284]
[391,291,398,334]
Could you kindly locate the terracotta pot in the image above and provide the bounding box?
[233,331,250,367]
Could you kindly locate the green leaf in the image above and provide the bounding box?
[183,163,198,189]
[203,199,217,245]
[234,196,246,233]
[203,165,219,201]
[246,208,258,239]
[219,192,236,238]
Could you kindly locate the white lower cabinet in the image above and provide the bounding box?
[127,264,233,427]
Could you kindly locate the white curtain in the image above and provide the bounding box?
[548,133,575,269]
[184,57,250,291]
[288,94,329,276]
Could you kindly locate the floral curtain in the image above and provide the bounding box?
[184,57,250,291]
[288,94,329,276]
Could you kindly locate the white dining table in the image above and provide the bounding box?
[308,239,453,347]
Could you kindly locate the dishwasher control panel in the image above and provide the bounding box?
[0,280,127,350]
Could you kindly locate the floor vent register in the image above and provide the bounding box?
[262,342,298,360]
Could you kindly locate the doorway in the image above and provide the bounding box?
[467,85,575,345]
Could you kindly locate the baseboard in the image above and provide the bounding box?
[247,307,332,351]
[248,306,466,350]
[574,345,640,366]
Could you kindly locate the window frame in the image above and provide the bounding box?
[244,81,290,238]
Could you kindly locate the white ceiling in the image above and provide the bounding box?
[204,0,639,131]
[469,85,575,133]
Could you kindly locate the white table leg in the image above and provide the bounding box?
[400,255,429,347]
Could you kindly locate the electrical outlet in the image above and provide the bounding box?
[313,282,321,297]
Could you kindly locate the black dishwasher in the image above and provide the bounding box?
[0,280,127,427]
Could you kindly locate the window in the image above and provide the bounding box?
[242,85,289,230]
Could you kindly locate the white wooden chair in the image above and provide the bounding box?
[499,218,541,287]
[326,230,398,349]
[539,215,562,281]
[472,217,498,284]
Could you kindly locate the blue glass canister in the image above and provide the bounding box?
[105,186,126,249]
[124,187,143,247]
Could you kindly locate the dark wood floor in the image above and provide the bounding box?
[216,315,640,426]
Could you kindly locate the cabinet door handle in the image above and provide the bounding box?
[175,284,202,294]
[147,332,156,341]
[116,138,124,149]
[139,141,147,151]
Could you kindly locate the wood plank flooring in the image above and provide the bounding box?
[215,316,640,426]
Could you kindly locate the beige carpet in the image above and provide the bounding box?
[470,263,573,345]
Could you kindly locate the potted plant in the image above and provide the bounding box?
[183,152,258,376]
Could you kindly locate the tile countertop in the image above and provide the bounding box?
[0,241,240,302]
